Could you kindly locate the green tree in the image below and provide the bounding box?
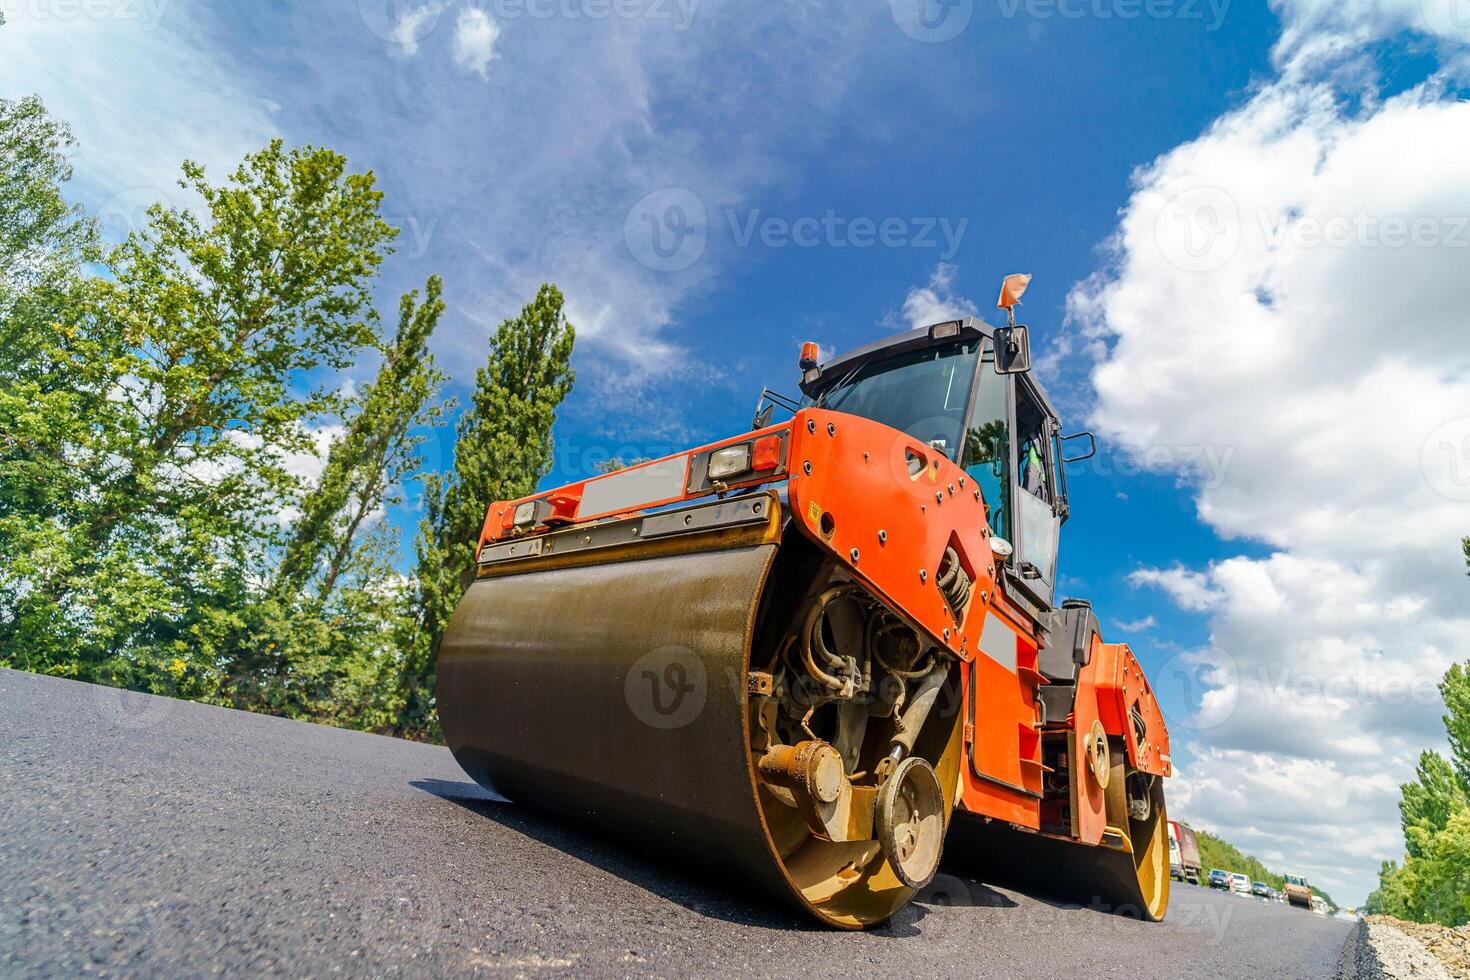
[395,283,575,736]
[1,138,396,692]
[274,275,447,602]
[1399,750,1470,858]
[0,95,98,369]
[221,275,449,722]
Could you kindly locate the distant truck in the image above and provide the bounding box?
[1283,873,1313,910]
[1168,821,1202,884]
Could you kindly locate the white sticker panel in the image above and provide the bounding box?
[578,457,689,516]
[978,612,1018,673]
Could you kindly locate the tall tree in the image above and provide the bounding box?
[1399,751,1470,859]
[1,139,396,688]
[274,275,447,602]
[395,283,575,736]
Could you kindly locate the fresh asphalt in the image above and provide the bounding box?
[1,668,1355,978]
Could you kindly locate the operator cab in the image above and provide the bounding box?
[795,315,1087,612]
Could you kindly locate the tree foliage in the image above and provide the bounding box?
[0,97,579,738]
[1367,567,1470,926]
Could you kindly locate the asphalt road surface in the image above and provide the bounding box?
[2,669,1356,978]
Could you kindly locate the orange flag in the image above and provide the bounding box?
[997,272,1032,310]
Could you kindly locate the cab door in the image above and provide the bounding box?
[1009,374,1062,609]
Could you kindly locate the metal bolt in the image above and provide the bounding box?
[878,529,887,544]
[683,515,692,526]
[980,591,988,602]
[935,492,943,504]
[947,484,954,495]
[943,628,951,641]
[827,422,836,436]
[632,527,640,536]
[850,548,860,562]
[919,569,927,583]
[863,452,870,461]
[803,461,812,475]
[974,489,981,501]
[752,501,763,514]
[807,419,816,433]
[584,535,592,543]
[958,477,965,488]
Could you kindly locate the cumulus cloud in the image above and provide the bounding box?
[899,262,979,330]
[1072,6,1470,900]
[452,7,500,78]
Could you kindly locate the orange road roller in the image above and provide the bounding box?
[438,275,1173,928]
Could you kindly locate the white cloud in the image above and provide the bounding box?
[0,5,277,215]
[452,7,499,78]
[392,3,441,57]
[898,262,979,330]
[1130,566,1224,612]
[1114,614,1157,633]
[1072,6,1470,904]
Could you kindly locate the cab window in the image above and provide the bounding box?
[960,341,1010,541]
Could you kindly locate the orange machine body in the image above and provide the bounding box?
[477,404,1171,846]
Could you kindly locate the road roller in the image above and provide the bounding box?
[438,275,1173,928]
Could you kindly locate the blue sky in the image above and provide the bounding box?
[6,0,1470,904]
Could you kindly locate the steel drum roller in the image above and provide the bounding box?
[438,532,965,928]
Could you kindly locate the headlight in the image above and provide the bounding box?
[707,444,752,481]
[513,500,539,527]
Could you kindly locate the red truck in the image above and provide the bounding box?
[1169,821,1202,885]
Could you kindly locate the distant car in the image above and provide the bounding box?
[1251,881,1272,899]
[1230,872,1252,896]
[1208,868,1231,889]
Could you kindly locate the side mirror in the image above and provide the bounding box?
[993,325,1031,375]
